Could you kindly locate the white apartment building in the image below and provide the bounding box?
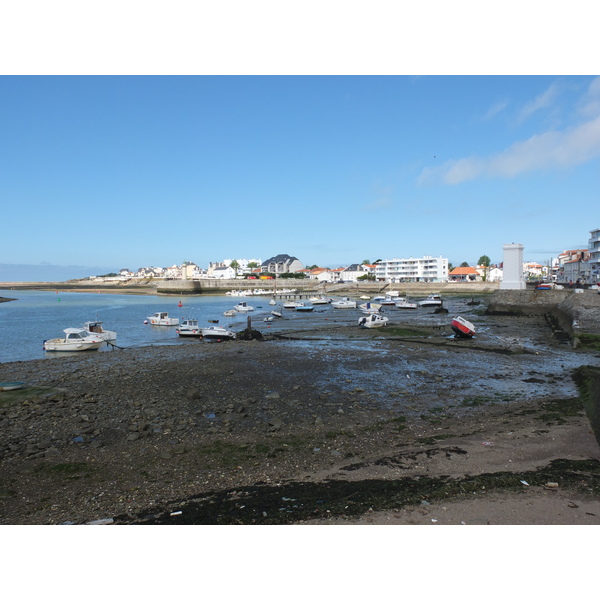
[588,228,600,283]
[374,255,448,283]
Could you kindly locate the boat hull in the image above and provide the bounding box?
[201,327,236,341]
[451,317,475,338]
[44,339,104,351]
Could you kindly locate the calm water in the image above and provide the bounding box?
[0,289,481,364]
[0,290,280,363]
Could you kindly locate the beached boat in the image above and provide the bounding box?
[0,381,25,391]
[271,310,283,318]
[233,302,254,312]
[309,296,331,305]
[380,296,397,306]
[147,312,179,326]
[419,294,443,307]
[201,326,236,341]
[358,313,389,328]
[283,301,303,309]
[264,316,275,322]
[44,328,106,352]
[359,302,382,314]
[395,297,418,310]
[332,297,357,309]
[83,321,117,341]
[450,316,476,338]
[295,303,314,312]
[176,319,202,337]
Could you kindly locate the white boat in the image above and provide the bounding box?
[271,310,283,318]
[359,302,382,314]
[395,297,418,310]
[233,302,255,312]
[283,301,303,308]
[264,316,275,322]
[44,328,106,352]
[223,309,238,317]
[332,297,357,309]
[380,296,397,306]
[201,326,236,341]
[147,312,180,326]
[419,294,443,307]
[176,319,202,337]
[295,303,314,312]
[309,296,331,305]
[358,313,389,328]
[360,295,371,300]
[82,321,117,341]
[269,298,277,305]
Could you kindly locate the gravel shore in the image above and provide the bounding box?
[1,315,599,525]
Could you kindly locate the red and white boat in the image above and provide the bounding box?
[451,316,475,338]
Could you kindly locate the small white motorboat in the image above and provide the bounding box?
[419,294,443,307]
[332,297,357,309]
[309,296,331,304]
[451,316,476,338]
[269,298,277,305]
[201,326,236,341]
[296,303,314,312]
[380,296,397,306]
[264,316,275,322]
[283,301,303,309]
[44,328,106,352]
[223,309,238,317]
[359,302,382,314]
[233,302,255,312]
[358,313,389,328]
[147,312,180,326]
[395,297,418,310]
[176,319,202,337]
[271,310,283,318]
[83,321,117,341]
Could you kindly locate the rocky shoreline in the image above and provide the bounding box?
[1,311,600,525]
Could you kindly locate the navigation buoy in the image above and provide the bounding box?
[178,301,183,307]
[144,320,148,324]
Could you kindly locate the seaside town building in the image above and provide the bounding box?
[261,254,304,275]
[374,256,448,283]
[588,228,600,283]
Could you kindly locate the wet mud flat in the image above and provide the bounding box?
[1,308,600,525]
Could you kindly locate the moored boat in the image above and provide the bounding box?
[450,316,476,338]
[358,313,389,328]
[233,302,254,312]
[332,297,357,309]
[283,301,303,309]
[419,294,443,307]
[176,319,202,337]
[395,297,418,309]
[83,321,117,341]
[147,312,180,326]
[359,302,382,314]
[44,328,106,352]
[295,303,314,312]
[201,326,236,341]
[309,295,331,304]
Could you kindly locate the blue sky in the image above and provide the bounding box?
[1,75,599,281]
[1,8,598,281]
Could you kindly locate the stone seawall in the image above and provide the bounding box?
[487,289,600,346]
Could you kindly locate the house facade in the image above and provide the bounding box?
[588,228,600,283]
[261,254,304,275]
[449,266,481,282]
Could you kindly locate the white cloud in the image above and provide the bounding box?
[482,98,510,121]
[516,81,560,123]
[418,113,600,185]
[578,76,600,118]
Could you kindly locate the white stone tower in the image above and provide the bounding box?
[500,243,525,290]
